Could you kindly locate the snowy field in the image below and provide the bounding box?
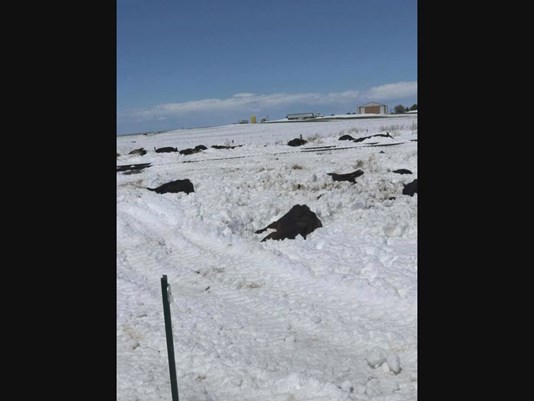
[117,115,418,401]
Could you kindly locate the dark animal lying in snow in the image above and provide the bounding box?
[179,148,197,155]
[287,138,307,147]
[179,145,207,155]
[129,148,147,156]
[339,134,355,141]
[154,146,178,153]
[392,169,412,175]
[212,144,242,149]
[353,132,394,143]
[327,169,364,183]
[255,204,322,242]
[402,179,418,196]
[147,179,194,194]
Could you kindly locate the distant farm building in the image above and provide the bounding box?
[358,102,388,115]
[286,112,322,120]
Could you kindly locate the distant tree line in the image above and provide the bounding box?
[392,104,417,114]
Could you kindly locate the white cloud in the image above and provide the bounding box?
[363,81,417,101]
[123,81,416,122]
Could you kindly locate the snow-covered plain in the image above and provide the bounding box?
[117,115,417,401]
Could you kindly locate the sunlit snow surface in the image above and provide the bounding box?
[117,116,417,401]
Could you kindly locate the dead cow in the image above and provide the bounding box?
[147,179,194,194]
[392,169,412,175]
[212,144,241,149]
[327,169,364,183]
[402,179,418,196]
[287,138,307,147]
[179,145,206,155]
[154,146,178,153]
[353,132,394,143]
[129,148,147,156]
[339,134,355,141]
[255,204,322,242]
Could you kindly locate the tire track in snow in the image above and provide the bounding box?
[160,226,416,395]
[119,197,416,399]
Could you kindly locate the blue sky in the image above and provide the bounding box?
[117,0,417,135]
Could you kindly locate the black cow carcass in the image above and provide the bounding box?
[287,138,307,147]
[129,148,147,156]
[402,179,418,196]
[154,146,178,153]
[327,169,364,183]
[255,204,322,242]
[339,134,355,141]
[179,145,206,155]
[147,179,195,194]
[353,132,394,143]
[392,169,412,175]
[212,144,241,149]
[179,148,197,155]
